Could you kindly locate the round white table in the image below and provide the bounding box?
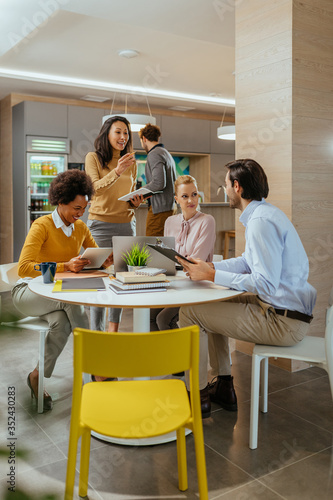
[29,273,242,445]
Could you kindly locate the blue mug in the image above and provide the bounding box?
[34,262,57,283]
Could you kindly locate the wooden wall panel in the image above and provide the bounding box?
[236,1,291,48]
[292,0,333,337]
[0,96,13,263]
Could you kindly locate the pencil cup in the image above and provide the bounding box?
[34,262,57,283]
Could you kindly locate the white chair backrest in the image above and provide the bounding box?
[0,263,19,288]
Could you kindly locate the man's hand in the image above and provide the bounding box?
[129,194,144,208]
[176,257,215,282]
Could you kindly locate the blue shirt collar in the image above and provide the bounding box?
[239,199,266,227]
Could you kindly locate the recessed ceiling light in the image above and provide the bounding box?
[169,105,196,111]
[118,49,139,59]
[80,95,110,102]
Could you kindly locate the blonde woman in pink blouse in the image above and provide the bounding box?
[151,175,216,331]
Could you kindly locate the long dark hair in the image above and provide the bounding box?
[226,159,269,201]
[94,116,133,168]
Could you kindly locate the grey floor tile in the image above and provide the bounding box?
[268,377,333,433]
[0,458,67,500]
[203,399,332,478]
[212,479,286,500]
[259,446,333,500]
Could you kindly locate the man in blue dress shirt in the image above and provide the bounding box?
[178,159,317,418]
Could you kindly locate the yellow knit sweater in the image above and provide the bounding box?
[18,214,98,278]
[85,150,137,223]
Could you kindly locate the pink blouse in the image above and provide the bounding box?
[164,211,216,262]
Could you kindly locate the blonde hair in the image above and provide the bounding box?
[174,175,198,195]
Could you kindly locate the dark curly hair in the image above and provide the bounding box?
[94,115,133,168]
[226,159,269,201]
[49,169,94,205]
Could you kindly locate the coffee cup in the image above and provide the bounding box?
[34,262,57,283]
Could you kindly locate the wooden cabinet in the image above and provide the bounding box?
[68,106,105,162]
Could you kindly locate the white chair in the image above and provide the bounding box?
[0,263,49,413]
[249,297,333,450]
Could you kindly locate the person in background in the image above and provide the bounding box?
[12,170,111,411]
[85,116,142,333]
[150,175,216,336]
[178,159,317,419]
[137,123,177,236]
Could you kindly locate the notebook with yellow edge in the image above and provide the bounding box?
[52,277,106,292]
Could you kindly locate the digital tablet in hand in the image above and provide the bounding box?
[80,247,112,269]
[147,244,194,264]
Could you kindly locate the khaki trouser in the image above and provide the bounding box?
[179,293,310,389]
[12,282,89,377]
[146,206,175,236]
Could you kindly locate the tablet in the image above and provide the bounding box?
[80,247,112,269]
[147,244,194,264]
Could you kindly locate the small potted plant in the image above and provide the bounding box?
[122,243,151,271]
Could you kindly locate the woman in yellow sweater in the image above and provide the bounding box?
[85,116,142,333]
[12,170,109,411]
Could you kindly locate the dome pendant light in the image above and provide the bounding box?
[217,107,235,140]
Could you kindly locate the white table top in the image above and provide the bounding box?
[28,272,242,309]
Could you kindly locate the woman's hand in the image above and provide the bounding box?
[102,252,114,269]
[129,194,144,208]
[176,257,216,282]
[114,152,135,176]
[64,256,91,273]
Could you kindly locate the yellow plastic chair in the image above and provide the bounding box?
[65,326,208,500]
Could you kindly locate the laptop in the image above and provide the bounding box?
[112,236,176,275]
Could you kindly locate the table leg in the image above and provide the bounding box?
[133,307,150,332]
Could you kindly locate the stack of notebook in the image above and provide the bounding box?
[109,269,170,294]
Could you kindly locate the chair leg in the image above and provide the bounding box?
[38,330,47,413]
[65,424,80,500]
[192,422,208,500]
[176,427,188,491]
[249,353,263,450]
[260,357,269,413]
[79,428,91,498]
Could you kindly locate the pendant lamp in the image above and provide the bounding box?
[217,107,235,140]
[217,125,236,140]
[102,94,156,131]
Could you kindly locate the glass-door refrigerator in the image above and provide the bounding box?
[13,136,70,260]
[27,136,69,226]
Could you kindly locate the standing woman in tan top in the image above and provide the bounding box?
[85,116,142,333]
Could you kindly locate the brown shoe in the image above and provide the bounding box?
[208,376,238,411]
[187,385,211,419]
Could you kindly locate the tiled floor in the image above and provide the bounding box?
[0,303,332,500]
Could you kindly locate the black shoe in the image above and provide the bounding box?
[27,372,53,411]
[208,376,238,411]
[188,385,211,419]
